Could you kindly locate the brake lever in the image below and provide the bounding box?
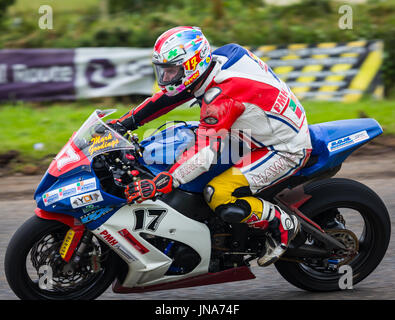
[126,130,143,157]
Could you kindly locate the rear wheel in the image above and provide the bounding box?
[5,216,119,300]
[275,178,391,292]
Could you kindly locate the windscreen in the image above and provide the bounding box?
[48,109,134,177]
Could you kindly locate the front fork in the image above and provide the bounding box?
[35,208,87,263]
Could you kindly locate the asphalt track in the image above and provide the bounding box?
[0,152,394,300]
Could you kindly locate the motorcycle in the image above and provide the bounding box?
[5,109,391,300]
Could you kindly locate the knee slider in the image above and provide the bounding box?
[215,199,251,223]
[203,185,215,203]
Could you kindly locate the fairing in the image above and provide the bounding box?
[34,110,133,229]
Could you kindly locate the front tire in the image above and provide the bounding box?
[5,215,119,300]
[275,178,391,292]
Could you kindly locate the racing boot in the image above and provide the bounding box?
[245,201,300,267]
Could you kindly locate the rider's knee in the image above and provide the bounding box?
[215,199,251,223]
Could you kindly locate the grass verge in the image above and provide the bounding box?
[0,98,394,174]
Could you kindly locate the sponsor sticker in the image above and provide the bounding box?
[42,178,97,206]
[114,244,138,262]
[42,193,59,206]
[99,229,118,246]
[88,131,120,156]
[59,229,75,259]
[70,190,103,209]
[327,130,369,152]
[80,206,113,224]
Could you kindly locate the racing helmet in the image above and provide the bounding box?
[152,26,212,96]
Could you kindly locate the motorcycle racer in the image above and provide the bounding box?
[110,26,312,267]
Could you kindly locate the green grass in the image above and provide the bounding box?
[0,98,394,165]
[9,0,99,14]
[303,99,395,133]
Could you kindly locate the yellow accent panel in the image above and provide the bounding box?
[311,54,328,59]
[205,167,265,222]
[153,81,161,93]
[258,45,277,52]
[292,87,310,94]
[205,167,249,211]
[281,54,300,60]
[343,93,362,102]
[343,48,383,102]
[298,76,316,83]
[315,93,333,100]
[240,197,264,222]
[273,66,294,74]
[59,229,75,259]
[326,74,344,82]
[302,65,323,72]
[331,64,352,72]
[347,41,367,47]
[288,43,307,50]
[341,52,358,58]
[319,85,338,92]
[317,42,336,48]
[374,85,384,99]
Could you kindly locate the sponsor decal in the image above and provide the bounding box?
[183,53,202,71]
[250,156,289,186]
[327,130,369,152]
[184,70,199,86]
[272,88,290,114]
[42,192,59,206]
[82,204,102,213]
[70,190,103,209]
[42,178,97,206]
[80,206,113,224]
[88,131,120,156]
[114,244,138,262]
[99,229,118,246]
[118,228,150,254]
[59,229,75,259]
[80,207,109,223]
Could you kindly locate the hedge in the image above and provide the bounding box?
[1,0,394,95]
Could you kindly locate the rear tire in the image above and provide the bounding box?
[5,215,119,300]
[275,178,391,292]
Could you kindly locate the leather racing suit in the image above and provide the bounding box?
[113,44,312,265]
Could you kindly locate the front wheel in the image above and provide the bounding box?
[275,178,391,292]
[5,216,119,300]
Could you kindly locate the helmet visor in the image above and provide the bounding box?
[153,63,184,86]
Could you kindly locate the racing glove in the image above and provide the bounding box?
[125,172,173,204]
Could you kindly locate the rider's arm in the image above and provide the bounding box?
[169,91,245,186]
[110,90,192,131]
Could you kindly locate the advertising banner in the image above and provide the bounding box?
[0,40,383,102]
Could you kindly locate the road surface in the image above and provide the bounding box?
[0,152,394,300]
